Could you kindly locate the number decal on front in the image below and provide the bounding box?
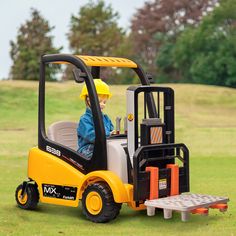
[46,145,61,157]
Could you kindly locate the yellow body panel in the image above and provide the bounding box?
[77,55,137,68]
[27,147,134,207]
[53,55,137,68]
[28,147,84,207]
[125,184,146,210]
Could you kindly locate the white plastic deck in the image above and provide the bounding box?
[145,193,229,221]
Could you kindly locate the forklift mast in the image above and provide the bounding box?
[126,85,175,162]
[126,86,190,202]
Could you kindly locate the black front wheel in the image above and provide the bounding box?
[82,182,121,223]
[15,183,39,210]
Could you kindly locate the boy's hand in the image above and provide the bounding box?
[110,130,116,135]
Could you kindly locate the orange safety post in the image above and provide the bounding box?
[210,203,228,212]
[145,167,159,200]
[191,208,209,215]
[166,164,179,196]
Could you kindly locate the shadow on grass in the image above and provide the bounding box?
[12,202,223,225]
[2,202,228,236]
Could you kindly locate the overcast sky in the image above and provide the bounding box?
[0,0,145,79]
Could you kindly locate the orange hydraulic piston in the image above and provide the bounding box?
[146,167,159,200]
[166,164,179,196]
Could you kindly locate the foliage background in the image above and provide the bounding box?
[8,0,236,87]
[10,9,61,81]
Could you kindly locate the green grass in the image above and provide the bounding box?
[0,80,236,236]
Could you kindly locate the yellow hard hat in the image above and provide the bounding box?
[80,79,112,100]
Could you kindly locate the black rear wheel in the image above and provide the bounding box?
[82,182,121,223]
[15,184,39,210]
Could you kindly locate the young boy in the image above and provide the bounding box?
[77,79,115,159]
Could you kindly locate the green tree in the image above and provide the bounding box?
[130,0,218,77]
[66,0,132,84]
[10,9,61,81]
[67,0,124,56]
[172,0,236,87]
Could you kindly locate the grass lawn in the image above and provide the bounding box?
[0,80,236,236]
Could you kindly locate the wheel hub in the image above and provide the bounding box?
[86,191,102,215]
[17,190,28,204]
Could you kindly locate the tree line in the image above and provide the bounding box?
[9,0,236,87]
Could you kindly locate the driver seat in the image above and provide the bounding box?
[47,121,78,151]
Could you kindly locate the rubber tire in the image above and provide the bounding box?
[82,182,122,223]
[15,184,39,210]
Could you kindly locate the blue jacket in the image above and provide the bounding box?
[77,108,114,153]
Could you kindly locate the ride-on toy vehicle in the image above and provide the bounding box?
[15,54,229,222]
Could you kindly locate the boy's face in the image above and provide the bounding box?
[98,94,108,110]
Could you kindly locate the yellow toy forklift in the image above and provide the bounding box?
[15,54,229,222]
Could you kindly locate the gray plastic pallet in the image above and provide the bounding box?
[144,193,229,221]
